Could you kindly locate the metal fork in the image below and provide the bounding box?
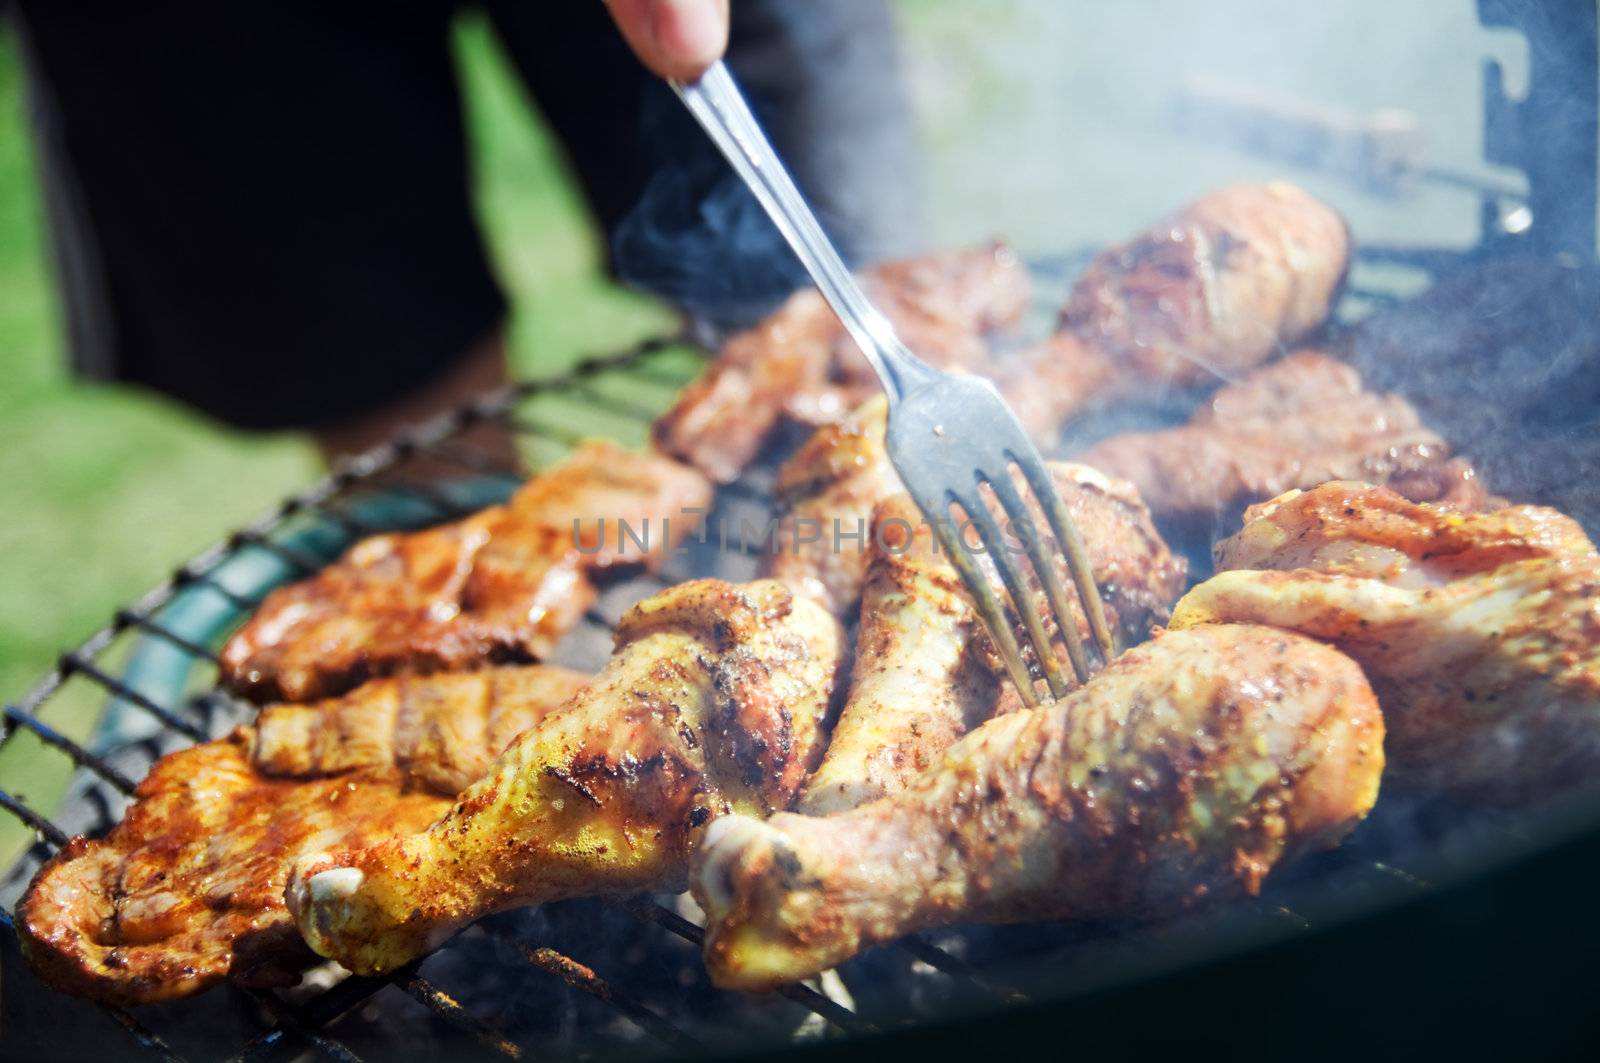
[674,63,1116,704]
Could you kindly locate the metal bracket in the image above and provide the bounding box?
[1478,0,1599,259]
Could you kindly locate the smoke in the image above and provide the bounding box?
[610,99,812,334]
[894,0,1542,258]
[1337,253,1600,537]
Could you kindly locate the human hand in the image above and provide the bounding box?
[605,0,730,82]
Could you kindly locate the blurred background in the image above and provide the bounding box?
[0,1,1521,825]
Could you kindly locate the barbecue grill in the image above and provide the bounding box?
[6,3,1600,1059]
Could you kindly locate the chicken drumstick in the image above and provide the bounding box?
[694,624,1383,989]
[285,579,846,975]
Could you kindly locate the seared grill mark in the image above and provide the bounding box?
[544,765,605,807]
[17,733,449,1005]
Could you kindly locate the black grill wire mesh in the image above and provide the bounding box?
[0,261,1561,1060]
[0,337,991,1062]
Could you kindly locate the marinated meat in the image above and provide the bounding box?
[253,665,590,796]
[800,464,1190,813]
[795,493,1007,815]
[658,183,1348,481]
[694,624,1383,989]
[1061,181,1349,389]
[285,579,847,976]
[1078,350,1491,529]
[800,463,1185,815]
[1171,482,1600,803]
[1035,462,1190,651]
[992,182,1351,443]
[16,664,587,1005]
[653,243,1030,483]
[20,740,442,1005]
[766,396,899,615]
[221,440,711,703]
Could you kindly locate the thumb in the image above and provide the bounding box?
[606,0,730,82]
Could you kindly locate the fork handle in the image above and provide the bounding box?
[672,62,934,404]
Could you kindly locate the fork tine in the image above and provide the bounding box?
[957,484,1074,701]
[1010,457,1118,663]
[985,472,1095,687]
[923,506,1042,708]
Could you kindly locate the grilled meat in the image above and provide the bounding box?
[695,624,1383,989]
[1078,351,1491,529]
[658,183,1347,481]
[1171,482,1600,803]
[285,579,847,976]
[653,243,1030,483]
[20,740,443,1006]
[796,493,1005,815]
[993,182,1350,443]
[766,396,899,615]
[801,466,1185,814]
[253,665,590,796]
[1037,462,1191,649]
[16,665,586,1005]
[1061,181,1349,390]
[221,440,711,703]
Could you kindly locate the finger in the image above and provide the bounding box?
[605,0,730,82]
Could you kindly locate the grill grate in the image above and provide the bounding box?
[0,280,1558,1058]
[0,336,975,1061]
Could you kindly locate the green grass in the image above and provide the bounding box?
[0,16,672,858]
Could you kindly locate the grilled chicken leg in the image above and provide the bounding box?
[1171,482,1600,802]
[694,624,1383,989]
[1060,181,1350,389]
[994,181,1351,442]
[286,579,847,975]
[796,494,1006,815]
[767,396,898,615]
[799,469,1185,814]
[17,665,587,1005]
